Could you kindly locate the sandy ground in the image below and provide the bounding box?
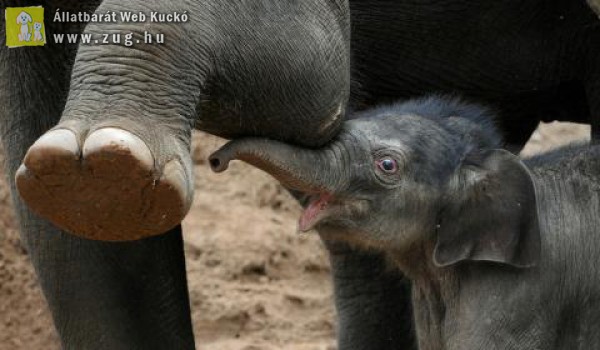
[0,122,590,349]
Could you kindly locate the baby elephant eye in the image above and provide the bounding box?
[376,157,398,173]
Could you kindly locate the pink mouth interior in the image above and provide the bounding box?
[299,193,332,232]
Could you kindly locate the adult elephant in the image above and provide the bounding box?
[1,0,599,349]
[1,1,353,349]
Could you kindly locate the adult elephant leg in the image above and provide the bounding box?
[324,240,417,350]
[0,3,195,349]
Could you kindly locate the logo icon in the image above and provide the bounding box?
[5,6,46,48]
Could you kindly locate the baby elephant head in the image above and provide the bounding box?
[17,11,32,24]
[210,96,540,269]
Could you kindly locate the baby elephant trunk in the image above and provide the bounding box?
[209,137,342,194]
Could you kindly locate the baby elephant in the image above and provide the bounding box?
[211,96,600,349]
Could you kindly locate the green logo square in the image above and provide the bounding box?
[5,6,46,48]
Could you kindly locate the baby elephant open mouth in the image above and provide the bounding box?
[209,134,372,234]
[209,95,540,271]
[298,193,368,232]
[300,193,334,231]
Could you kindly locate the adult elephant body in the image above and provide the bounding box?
[1,1,350,349]
[350,0,600,145]
[0,0,598,349]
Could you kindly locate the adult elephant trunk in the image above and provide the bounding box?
[16,0,350,241]
[16,0,214,240]
[209,137,346,195]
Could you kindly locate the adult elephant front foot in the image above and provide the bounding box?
[16,123,193,241]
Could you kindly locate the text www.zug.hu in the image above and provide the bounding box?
[53,31,164,46]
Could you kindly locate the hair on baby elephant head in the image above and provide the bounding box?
[211,96,541,269]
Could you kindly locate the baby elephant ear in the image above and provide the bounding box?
[433,149,540,268]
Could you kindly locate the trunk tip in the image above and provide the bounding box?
[208,153,229,173]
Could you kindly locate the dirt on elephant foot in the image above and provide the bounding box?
[16,127,192,241]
